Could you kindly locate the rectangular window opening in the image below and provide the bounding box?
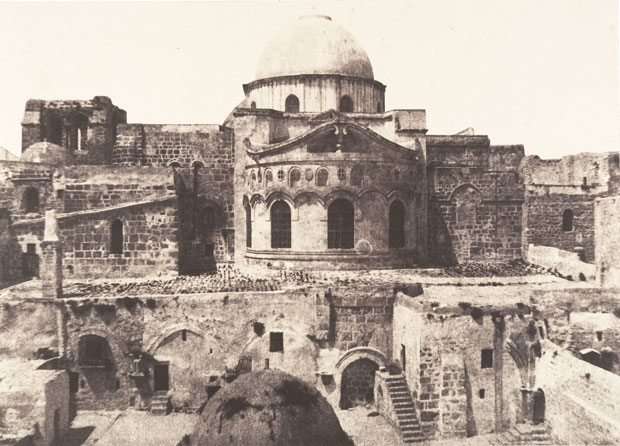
[269,332,284,352]
[481,348,493,369]
[479,388,485,399]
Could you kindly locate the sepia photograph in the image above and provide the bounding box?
[0,1,619,444]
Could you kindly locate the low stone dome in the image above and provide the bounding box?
[189,369,353,446]
[255,15,374,81]
[21,142,66,165]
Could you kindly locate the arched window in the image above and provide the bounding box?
[204,206,215,234]
[265,170,273,184]
[250,101,256,109]
[72,114,89,151]
[350,166,363,186]
[328,199,354,249]
[110,219,123,254]
[271,201,291,249]
[285,95,300,113]
[562,209,574,232]
[340,95,353,113]
[245,202,252,248]
[289,168,301,187]
[23,187,40,213]
[389,200,406,248]
[316,168,329,187]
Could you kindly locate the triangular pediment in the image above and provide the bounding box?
[246,121,416,161]
[309,109,356,125]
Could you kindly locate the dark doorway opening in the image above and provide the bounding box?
[400,344,406,372]
[532,388,545,424]
[339,358,379,409]
[154,363,169,392]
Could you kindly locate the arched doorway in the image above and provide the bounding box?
[532,389,545,424]
[339,358,379,409]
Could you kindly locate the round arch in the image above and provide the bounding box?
[335,347,388,372]
[145,323,215,356]
[265,192,298,221]
[448,183,482,202]
[324,189,358,209]
[358,188,389,204]
[76,329,129,366]
[293,191,325,208]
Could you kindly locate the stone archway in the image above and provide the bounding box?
[339,357,380,409]
[335,347,387,410]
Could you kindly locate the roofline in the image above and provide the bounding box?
[243,74,386,95]
[11,196,176,228]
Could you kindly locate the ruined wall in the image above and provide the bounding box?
[537,340,620,445]
[21,97,126,165]
[521,152,620,262]
[535,287,620,376]
[526,244,596,282]
[522,190,596,261]
[427,139,524,264]
[595,195,620,287]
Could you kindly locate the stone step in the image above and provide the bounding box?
[394,402,415,408]
[389,390,410,396]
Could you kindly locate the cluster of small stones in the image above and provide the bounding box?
[419,260,550,278]
[60,260,559,298]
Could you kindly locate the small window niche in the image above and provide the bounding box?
[481,348,493,369]
[479,388,486,399]
[269,332,284,352]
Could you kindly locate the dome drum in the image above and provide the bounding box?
[244,75,385,114]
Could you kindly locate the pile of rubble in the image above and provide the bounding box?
[418,260,552,278]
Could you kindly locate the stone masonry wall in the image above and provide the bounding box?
[113,124,233,168]
[595,195,620,287]
[427,140,524,264]
[523,191,596,262]
[537,340,620,444]
[12,200,179,280]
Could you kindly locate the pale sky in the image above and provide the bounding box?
[0,0,618,159]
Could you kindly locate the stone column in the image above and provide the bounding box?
[40,210,62,298]
[493,314,505,433]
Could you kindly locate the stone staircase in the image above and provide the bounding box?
[151,391,171,415]
[489,422,554,445]
[385,375,425,443]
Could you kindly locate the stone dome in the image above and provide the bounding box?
[21,142,66,165]
[189,369,353,446]
[255,15,374,81]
